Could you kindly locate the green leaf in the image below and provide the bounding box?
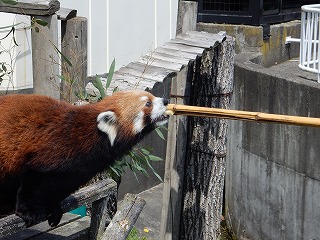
[50,41,73,67]
[34,26,39,33]
[92,75,107,99]
[145,159,163,182]
[141,148,150,155]
[148,155,163,161]
[106,58,115,89]
[155,127,166,140]
[35,19,48,27]
[1,0,18,5]
[109,166,121,177]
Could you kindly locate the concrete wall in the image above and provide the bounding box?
[197,21,301,66]
[226,52,320,240]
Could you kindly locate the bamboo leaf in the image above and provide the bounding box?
[106,58,115,89]
[155,127,166,140]
[148,155,163,161]
[146,159,163,182]
[92,75,107,99]
[50,42,73,67]
[141,148,150,155]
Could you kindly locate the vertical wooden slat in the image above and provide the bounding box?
[160,66,191,240]
[31,14,60,99]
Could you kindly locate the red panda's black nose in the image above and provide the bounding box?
[163,99,169,106]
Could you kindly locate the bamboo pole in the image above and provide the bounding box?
[166,104,320,127]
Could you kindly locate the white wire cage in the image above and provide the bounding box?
[286,4,320,82]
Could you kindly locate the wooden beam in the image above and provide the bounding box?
[0,179,117,238]
[0,0,60,16]
[101,194,146,240]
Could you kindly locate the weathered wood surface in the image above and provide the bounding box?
[101,194,146,240]
[61,16,88,102]
[86,31,225,96]
[1,213,82,240]
[57,8,77,21]
[160,66,190,240]
[0,178,117,238]
[176,1,197,35]
[178,36,235,240]
[31,14,60,99]
[0,0,60,16]
[33,216,90,240]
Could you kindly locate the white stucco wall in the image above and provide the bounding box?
[0,0,178,90]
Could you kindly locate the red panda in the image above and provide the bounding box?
[0,90,169,227]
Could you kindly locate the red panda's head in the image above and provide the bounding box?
[96,91,169,145]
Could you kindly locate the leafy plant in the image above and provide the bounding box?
[127,227,150,240]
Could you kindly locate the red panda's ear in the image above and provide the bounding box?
[97,111,117,145]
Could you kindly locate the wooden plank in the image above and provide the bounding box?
[111,73,155,91]
[0,0,60,16]
[61,16,88,103]
[160,66,190,240]
[147,52,191,66]
[186,30,226,42]
[118,63,173,82]
[155,47,198,60]
[60,178,117,213]
[31,14,60,99]
[171,37,215,49]
[2,213,81,240]
[138,56,183,72]
[101,194,146,240]
[57,8,77,21]
[162,42,204,55]
[0,179,117,238]
[33,216,90,240]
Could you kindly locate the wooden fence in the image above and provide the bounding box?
[0,0,87,101]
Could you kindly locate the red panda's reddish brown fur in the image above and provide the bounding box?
[0,90,168,226]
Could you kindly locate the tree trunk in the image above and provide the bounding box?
[179,37,235,240]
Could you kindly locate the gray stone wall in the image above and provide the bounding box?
[226,52,320,240]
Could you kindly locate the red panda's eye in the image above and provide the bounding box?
[145,101,152,107]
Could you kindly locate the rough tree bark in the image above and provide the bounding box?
[179,37,235,240]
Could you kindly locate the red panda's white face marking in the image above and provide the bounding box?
[96,91,169,146]
[150,97,168,127]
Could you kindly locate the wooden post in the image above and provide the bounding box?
[178,37,235,240]
[176,1,198,35]
[160,66,190,240]
[61,16,88,102]
[101,194,146,240]
[31,14,60,99]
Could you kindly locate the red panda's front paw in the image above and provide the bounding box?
[47,207,63,227]
[16,210,36,227]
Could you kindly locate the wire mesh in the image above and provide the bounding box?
[202,0,249,12]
